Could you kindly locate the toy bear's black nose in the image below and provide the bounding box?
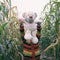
[29,16,32,18]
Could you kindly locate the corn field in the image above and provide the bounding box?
[0,0,60,60]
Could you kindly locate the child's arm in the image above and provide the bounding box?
[19,20,25,42]
[36,22,41,40]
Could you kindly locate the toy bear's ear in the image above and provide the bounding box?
[34,12,37,19]
[22,12,26,18]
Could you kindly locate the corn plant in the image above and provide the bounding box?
[40,0,60,60]
[0,0,23,60]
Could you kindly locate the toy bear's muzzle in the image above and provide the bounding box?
[28,18,34,23]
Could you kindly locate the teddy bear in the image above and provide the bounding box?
[20,12,40,44]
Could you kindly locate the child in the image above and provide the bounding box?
[19,19,41,60]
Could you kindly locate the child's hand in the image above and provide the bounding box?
[19,18,25,24]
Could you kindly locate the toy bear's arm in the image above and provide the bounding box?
[36,23,41,40]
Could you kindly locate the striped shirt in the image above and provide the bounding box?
[20,23,41,60]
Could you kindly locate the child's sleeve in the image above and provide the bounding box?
[20,23,25,42]
[36,23,41,40]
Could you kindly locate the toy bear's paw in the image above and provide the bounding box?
[35,20,41,23]
[32,37,38,44]
[24,33,32,40]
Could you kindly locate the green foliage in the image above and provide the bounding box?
[46,48,54,56]
[0,5,2,11]
[40,37,51,50]
[40,0,60,59]
[0,0,23,60]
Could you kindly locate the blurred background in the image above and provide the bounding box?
[11,0,49,18]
